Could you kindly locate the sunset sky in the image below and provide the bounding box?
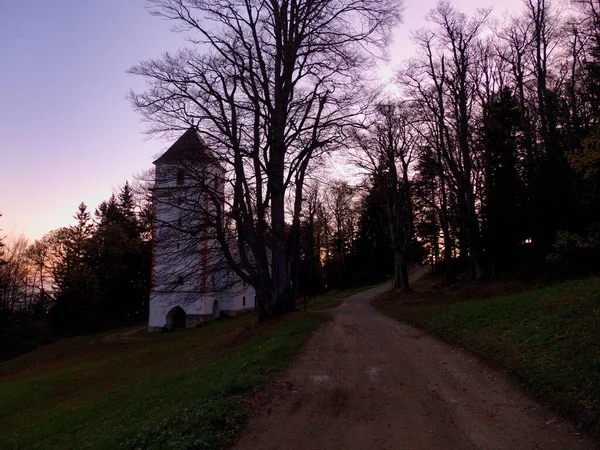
[1,0,525,241]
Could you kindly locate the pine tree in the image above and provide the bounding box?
[91,185,151,322]
[349,185,393,285]
[117,182,139,238]
[482,87,530,273]
[51,204,100,333]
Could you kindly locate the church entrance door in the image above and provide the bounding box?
[166,306,187,329]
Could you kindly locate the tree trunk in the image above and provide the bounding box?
[441,222,454,286]
[268,142,293,317]
[438,169,455,286]
[255,291,268,321]
[465,185,484,280]
[393,250,410,290]
[432,230,439,271]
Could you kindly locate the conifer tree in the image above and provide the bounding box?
[51,203,100,333]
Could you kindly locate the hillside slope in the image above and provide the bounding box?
[374,276,600,432]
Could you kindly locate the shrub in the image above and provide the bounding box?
[547,224,600,272]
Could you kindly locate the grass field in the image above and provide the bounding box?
[0,312,329,449]
[0,283,373,450]
[373,275,600,431]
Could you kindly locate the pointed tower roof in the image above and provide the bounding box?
[153,127,211,165]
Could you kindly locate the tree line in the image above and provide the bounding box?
[0,173,396,356]
[4,0,600,338]
[131,0,600,320]
[0,183,152,359]
[295,178,422,297]
[301,0,600,291]
[391,0,600,284]
[129,0,403,320]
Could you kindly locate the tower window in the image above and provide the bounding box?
[177,276,184,285]
[176,169,185,185]
[243,296,246,306]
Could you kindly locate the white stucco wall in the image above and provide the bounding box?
[149,284,255,328]
[231,284,256,311]
[149,291,206,328]
[150,156,256,329]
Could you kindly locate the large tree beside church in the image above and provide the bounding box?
[128,0,403,320]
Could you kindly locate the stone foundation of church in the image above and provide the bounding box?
[186,313,208,327]
[148,313,211,332]
[222,307,255,317]
[148,307,256,332]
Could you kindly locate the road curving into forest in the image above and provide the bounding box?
[234,272,598,450]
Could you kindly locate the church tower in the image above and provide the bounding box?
[148,127,255,330]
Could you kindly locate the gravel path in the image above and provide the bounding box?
[234,276,598,450]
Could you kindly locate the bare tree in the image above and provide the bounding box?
[0,236,31,331]
[26,237,55,300]
[519,0,574,249]
[570,0,600,118]
[128,0,403,320]
[297,180,328,299]
[351,102,417,290]
[399,1,490,280]
[325,180,358,275]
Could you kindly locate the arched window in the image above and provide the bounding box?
[176,169,185,185]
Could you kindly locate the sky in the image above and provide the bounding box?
[0,0,525,241]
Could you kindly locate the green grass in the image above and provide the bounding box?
[0,312,329,449]
[373,276,600,431]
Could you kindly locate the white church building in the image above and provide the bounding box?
[148,128,255,331]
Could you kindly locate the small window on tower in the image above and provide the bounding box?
[177,276,184,285]
[176,169,185,185]
[178,217,183,227]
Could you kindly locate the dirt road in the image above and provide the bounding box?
[234,278,598,450]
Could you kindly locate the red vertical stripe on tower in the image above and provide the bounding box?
[202,192,208,291]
